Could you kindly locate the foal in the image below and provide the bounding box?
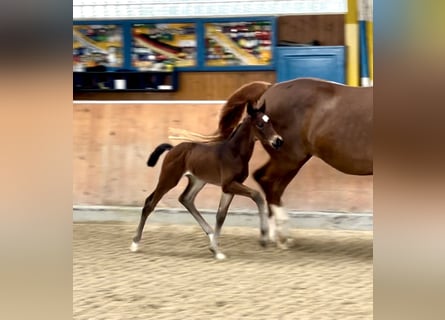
[130,102,283,259]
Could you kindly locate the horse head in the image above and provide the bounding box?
[247,101,283,150]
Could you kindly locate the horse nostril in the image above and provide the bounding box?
[273,137,283,149]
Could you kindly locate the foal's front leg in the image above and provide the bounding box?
[209,192,234,260]
[222,181,269,246]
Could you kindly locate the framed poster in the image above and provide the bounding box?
[73,24,124,71]
[73,17,275,77]
[132,23,197,71]
[204,20,273,67]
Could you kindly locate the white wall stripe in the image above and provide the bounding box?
[73,0,347,19]
[73,100,227,104]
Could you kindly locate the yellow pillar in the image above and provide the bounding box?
[345,0,359,86]
[366,20,373,84]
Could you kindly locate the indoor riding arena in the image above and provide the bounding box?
[73,1,373,319]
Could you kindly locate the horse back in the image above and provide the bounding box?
[262,78,373,174]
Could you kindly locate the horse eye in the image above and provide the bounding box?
[256,121,264,129]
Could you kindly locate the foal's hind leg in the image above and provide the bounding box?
[222,181,269,246]
[179,174,214,236]
[209,193,234,260]
[130,168,183,252]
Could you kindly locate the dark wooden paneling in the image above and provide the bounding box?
[74,71,276,100]
[278,15,345,46]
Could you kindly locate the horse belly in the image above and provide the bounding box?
[187,159,222,186]
[192,168,222,186]
[309,114,372,175]
[312,131,373,175]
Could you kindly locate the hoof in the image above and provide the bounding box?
[215,252,227,260]
[259,238,269,248]
[277,241,289,250]
[276,237,293,250]
[130,241,139,252]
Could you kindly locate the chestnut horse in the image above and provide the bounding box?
[178,78,373,248]
[130,102,283,259]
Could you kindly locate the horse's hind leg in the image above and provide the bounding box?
[178,174,214,236]
[130,168,183,252]
[221,181,269,246]
[131,192,156,251]
[209,193,234,260]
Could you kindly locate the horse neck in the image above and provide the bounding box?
[226,118,256,159]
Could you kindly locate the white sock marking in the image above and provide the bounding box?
[268,216,276,241]
[270,205,291,243]
[130,241,139,252]
[270,204,289,221]
[215,252,226,260]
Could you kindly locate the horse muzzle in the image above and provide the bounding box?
[271,136,284,149]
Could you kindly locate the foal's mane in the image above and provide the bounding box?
[169,81,272,142]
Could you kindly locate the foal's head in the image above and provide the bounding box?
[246,102,283,150]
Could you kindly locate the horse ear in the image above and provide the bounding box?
[258,101,266,113]
[247,101,265,116]
[246,101,255,116]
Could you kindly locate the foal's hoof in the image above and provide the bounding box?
[215,252,227,260]
[130,241,139,252]
[209,247,226,260]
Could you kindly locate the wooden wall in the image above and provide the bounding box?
[74,71,276,101]
[73,103,373,213]
[277,14,345,45]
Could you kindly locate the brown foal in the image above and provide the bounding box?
[130,102,283,259]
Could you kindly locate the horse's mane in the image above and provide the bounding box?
[217,81,272,139]
[169,81,272,142]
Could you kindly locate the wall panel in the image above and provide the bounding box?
[278,14,345,45]
[73,103,373,213]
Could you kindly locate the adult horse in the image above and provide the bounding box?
[176,78,373,247]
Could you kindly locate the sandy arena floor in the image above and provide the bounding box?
[74,223,373,320]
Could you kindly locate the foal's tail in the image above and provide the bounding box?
[147,143,173,167]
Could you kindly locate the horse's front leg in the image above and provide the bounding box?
[253,156,310,249]
[209,193,234,260]
[221,181,270,247]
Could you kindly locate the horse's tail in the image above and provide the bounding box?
[167,81,272,142]
[217,81,272,139]
[147,143,173,167]
[167,127,220,143]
